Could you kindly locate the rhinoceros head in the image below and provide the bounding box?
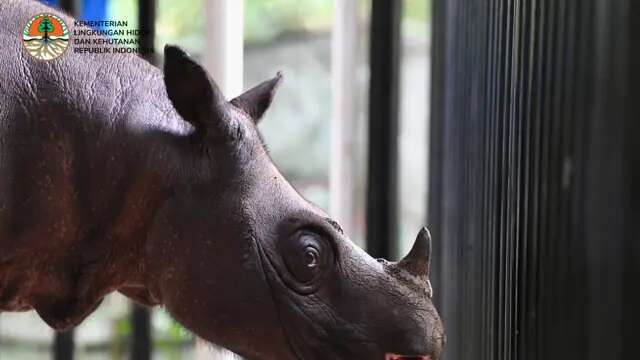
[144,46,444,360]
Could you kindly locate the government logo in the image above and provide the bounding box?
[23,13,70,60]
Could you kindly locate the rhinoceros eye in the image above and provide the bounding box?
[304,247,319,268]
[280,230,333,293]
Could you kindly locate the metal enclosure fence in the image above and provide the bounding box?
[428,0,639,359]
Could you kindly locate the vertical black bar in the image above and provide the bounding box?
[54,1,77,359]
[366,0,402,260]
[625,3,640,358]
[131,2,155,360]
[428,0,446,308]
[131,305,152,360]
[59,0,77,15]
[53,332,74,360]
[429,0,637,359]
[138,0,156,64]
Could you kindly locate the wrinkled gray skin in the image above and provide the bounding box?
[0,1,444,359]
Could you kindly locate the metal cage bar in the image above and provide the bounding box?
[130,2,156,360]
[429,0,639,359]
[366,0,402,260]
[53,0,75,352]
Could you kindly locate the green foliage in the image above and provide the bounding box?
[107,0,138,28]
[168,319,191,340]
[108,0,432,51]
[115,316,132,337]
[38,16,54,35]
[244,0,333,43]
[402,0,432,42]
[109,0,205,54]
[154,0,205,53]
[404,0,432,22]
[154,309,192,342]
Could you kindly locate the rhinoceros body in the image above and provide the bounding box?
[0,1,444,359]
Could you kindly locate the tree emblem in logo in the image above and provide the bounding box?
[23,13,70,60]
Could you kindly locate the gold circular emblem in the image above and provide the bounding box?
[22,13,70,60]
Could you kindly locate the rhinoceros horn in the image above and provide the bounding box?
[397,227,432,278]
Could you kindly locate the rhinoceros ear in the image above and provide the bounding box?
[163,45,227,133]
[230,72,283,123]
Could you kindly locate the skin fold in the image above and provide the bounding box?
[0,1,444,359]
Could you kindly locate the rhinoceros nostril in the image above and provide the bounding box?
[384,353,431,360]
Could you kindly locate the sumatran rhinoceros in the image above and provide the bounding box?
[0,0,444,359]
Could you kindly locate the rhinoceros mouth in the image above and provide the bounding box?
[385,354,431,360]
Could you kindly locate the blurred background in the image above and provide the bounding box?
[1,0,432,359]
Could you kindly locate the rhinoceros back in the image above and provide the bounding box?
[0,0,184,265]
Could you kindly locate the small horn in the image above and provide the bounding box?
[398,227,432,277]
